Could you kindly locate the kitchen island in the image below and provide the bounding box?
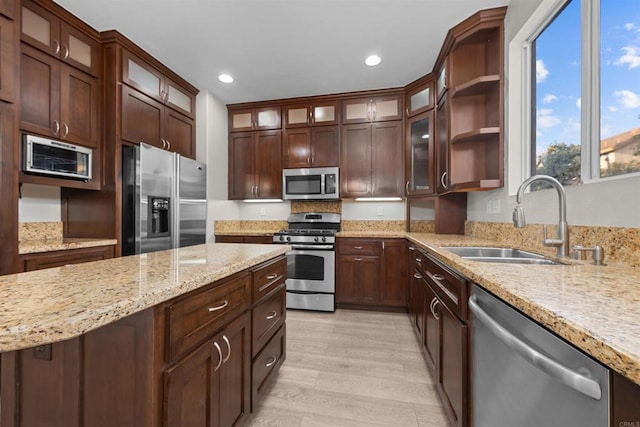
[0,243,289,427]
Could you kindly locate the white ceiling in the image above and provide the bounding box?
[54,0,510,105]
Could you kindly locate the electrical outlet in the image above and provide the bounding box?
[377,207,384,216]
[486,201,492,214]
[492,200,501,214]
[260,207,266,216]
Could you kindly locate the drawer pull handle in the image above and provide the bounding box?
[213,341,223,371]
[409,246,415,251]
[432,274,445,281]
[354,246,364,250]
[413,273,422,279]
[208,300,229,312]
[222,335,231,363]
[266,273,278,280]
[265,355,278,368]
[266,311,278,320]
[416,257,422,263]
[354,257,363,262]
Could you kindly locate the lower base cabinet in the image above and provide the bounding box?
[0,256,287,427]
[164,312,251,427]
[20,245,115,272]
[336,238,407,309]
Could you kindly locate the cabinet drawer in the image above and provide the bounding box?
[251,256,286,304]
[166,273,251,361]
[424,255,468,320]
[338,239,381,255]
[252,285,286,357]
[252,324,285,409]
[21,245,115,272]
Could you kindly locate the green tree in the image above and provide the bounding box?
[536,142,581,186]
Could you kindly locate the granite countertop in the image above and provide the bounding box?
[0,243,288,352]
[405,232,640,386]
[19,238,118,255]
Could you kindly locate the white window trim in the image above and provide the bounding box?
[507,0,640,195]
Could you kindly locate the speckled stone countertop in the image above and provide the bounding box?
[19,238,118,254]
[405,233,640,386]
[214,230,276,236]
[0,243,288,353]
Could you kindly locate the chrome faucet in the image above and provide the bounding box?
[512,175,570,257]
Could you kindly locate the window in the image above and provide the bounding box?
[530,0,640,185]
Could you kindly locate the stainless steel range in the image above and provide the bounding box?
[273,213,340,312]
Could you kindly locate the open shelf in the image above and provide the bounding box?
[451,75,500,98]
[450,127,500,144]
[451,179,502,192]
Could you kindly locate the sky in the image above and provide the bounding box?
[535,0,640,157]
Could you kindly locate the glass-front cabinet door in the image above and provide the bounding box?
[405,110,434,196]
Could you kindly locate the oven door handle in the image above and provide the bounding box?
[290,244,334,250]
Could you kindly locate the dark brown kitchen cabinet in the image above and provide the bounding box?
[442,8,505,192]
[121,49,195,118]
[341,121,403,198]
[229,106,281,132]
[379,239,407,307]
[336,238,407,309]
[342,94,403,124]
[21,0,100,77]
[283,125,339,168]
[19,245,115,272]
[121,84,194,157]
[435,94,450,193]
[283,101,339,128]
[405,75,434,118]
[405,110,435,196]
[407,245,424,339]
[228,130,282,200]
[164,311,251,427]
[0,13,15,102]
[20,44,99,148]
[416,251,469,427]
[215,235,273,244]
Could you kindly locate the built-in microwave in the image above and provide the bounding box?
[22,134,92,181]
[282,167,339,200]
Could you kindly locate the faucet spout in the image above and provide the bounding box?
[513,175,569,257]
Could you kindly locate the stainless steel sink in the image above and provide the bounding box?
[440,246,564,265]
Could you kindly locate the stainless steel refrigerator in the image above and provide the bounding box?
[122,143,206,255]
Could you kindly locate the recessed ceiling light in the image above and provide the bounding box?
[365,55,382,66]
[218,74,234,83]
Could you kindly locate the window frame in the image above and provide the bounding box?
[508,0,640,195]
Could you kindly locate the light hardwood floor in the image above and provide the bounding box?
[247,309,449,427]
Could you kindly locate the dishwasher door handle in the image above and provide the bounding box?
[468,295,602,400]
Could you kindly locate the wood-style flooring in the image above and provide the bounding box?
[247,309,449,426]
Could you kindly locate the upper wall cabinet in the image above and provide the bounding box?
[405,76,434,118]
[447,8,505,191]
[342,94,403,124]
[0,11,15,102]
[283,101,339,128]
[20,44,99,148]
[21,0,100,77]
[229,107,281,132]
[121,50,195,119]
[0,0,15,19]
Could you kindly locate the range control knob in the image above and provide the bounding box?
[279,236,284,241]
[321,236,327,242]
[314,237,319,242]
[286,236,291,242]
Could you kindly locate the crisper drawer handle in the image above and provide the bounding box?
[208,300,229,312]
[468,295,602,400]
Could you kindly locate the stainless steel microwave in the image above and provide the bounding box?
[22,134,92,181]
[282,167,339,200]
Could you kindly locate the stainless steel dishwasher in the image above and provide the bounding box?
[470,285,609,427]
